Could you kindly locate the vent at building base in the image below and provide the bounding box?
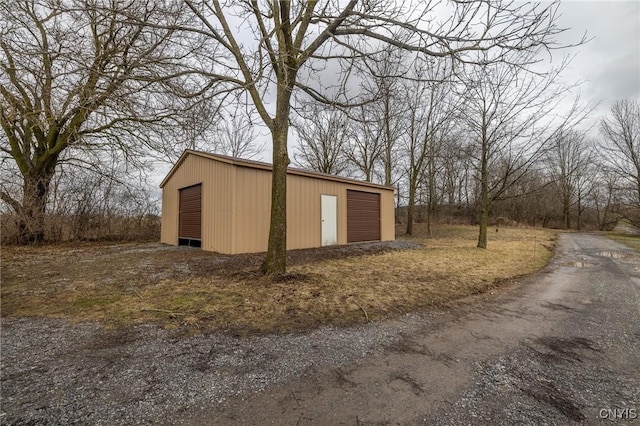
[178,238,201,248]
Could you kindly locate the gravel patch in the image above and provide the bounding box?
[429,235,640,425]
[0,237,428,425]
[7,234,635,425]
[1,313,429,425]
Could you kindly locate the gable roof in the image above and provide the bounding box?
[160,149,394,191]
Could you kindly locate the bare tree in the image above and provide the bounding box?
[441,139,474,209]
[458,54,586,248]
[214,112,264,159]
[587,165,621,231]
[546,130,593,229]
[1,146,161,244]
[491,166,555,227]
[185,0,574,274]
[0,0,217,243]
[401,61,455,236]
[344,104,384,183]
[358,48,408,187]
[600,99,640,227]
[293,106,349,175]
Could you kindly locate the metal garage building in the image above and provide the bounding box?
[160,150,395,254]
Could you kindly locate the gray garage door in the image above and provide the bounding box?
[347,190,381,243]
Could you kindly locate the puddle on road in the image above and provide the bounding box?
[597,251,630,259]
[564,261,594,268]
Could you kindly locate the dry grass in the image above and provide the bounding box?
[1,225,556,334]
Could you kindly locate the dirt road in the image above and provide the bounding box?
[187,233,640,425]
[2,233,639,425]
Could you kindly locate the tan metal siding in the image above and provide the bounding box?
[232,166,272,254]
[380,190,395,241]
[160,155,233,252]
[346,190,381,242]
[287,176,393,249]
[287,175,325,249]
[202,159,235,253]
[162,151,395,254]
[232,169,377,253]
[179,184,201,239]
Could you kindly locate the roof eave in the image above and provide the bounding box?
[160,149,394,192]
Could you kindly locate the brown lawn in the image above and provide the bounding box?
[0,224,556,334]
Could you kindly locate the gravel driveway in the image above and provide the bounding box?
[2,233,639,425]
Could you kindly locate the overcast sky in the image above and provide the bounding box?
[151,0,640,186]
[553,0,640,126]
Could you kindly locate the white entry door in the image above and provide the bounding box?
[321,194,338,246]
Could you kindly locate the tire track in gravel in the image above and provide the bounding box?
[185,233,639,425]
[2,234,638,425]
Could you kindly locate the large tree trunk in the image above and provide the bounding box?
[261,85,292,276]
[2,139,60,244]
[261,123,290,275]
[19,172,54,244]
